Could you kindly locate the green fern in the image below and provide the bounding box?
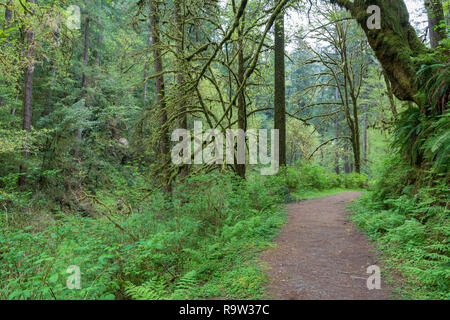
[170,271,198,299]
[421,113,450,172]
[125,272,198,300]
[125,277,167,300]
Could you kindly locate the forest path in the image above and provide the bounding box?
[260,192,393,300]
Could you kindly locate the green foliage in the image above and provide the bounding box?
[350,156,449,300]
[0,163,360,300]
[392,107,450,173]
[284,164,367,193]
[0,172,286,300]
[393,60,450,174]
[421,113,450,172]
[416,62,449,115]
[124,273,196,300]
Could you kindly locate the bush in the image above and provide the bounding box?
[0,172,286,300]
[341,172,368,189]
[349,157,449,300]
[288,164,367,191]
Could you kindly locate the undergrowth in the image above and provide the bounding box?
[0,171,292,300]
[0,163,367,300]
[349,155,449,300]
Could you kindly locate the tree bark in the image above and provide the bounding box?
[143,18,151,103]
[174,0,189,179]
[363,103,368,165]
[334,88,340,175]
[343,142,350,174]
[274,0,286,168]
[150,0,171,193]
[236,11,247,179]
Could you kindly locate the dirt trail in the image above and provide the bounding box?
[261,192,393,300]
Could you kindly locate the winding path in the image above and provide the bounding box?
[261,192,393,300]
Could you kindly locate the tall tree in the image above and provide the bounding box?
[19,0,37,186]
[236,7,247,179]
[143,15,151,103]
[274,0,286,168]
[295,7,367,173]
[334,88,340,174]
[149,0,171,192]
[174,0,188,178]
[362,103,368,165]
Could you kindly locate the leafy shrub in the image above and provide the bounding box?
[0,172,286,300]
[350,159,450,300]
[340,172,368,189]
[287,164,367,192]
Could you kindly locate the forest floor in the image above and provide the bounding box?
[260,192,395,300]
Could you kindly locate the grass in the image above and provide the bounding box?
[292,188,365,201]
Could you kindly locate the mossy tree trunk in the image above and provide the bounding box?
[236,10,247,180]
[274,0,286,168]
[174,0,189,179]
[150,0,171,193]
[331,0,432,104]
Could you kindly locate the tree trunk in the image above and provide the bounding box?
[350,120,361,173]
[174,0,189,179]
[19,0,36,186]
[334,88,340,175]
[343,142,350,174]
[363,103,368,165]
[77,14,90,151]
[274,0,286,168]
[425,0,447,48]
[81,17,90,100]
[236,13,247,179]
[332,0,431,103]
[150,0,171,193]
[341,26,361,174]
[143,19,151,103]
